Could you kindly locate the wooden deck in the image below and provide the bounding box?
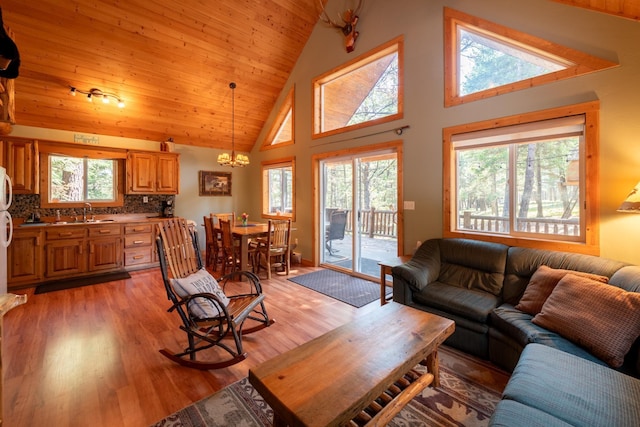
[324,233,401,278]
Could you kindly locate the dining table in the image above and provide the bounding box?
[229,221,269,272]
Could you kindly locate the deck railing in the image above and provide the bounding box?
[328,208,398,238]
[459,211,580,236]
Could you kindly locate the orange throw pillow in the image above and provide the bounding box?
[532,274,640,367]
[515,265,608,315]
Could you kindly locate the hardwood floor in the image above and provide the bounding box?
[2,266,508,427]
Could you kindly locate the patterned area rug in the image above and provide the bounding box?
[287,269,389,308]
[150,347,507,427]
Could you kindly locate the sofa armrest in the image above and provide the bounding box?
[391,239,441,294]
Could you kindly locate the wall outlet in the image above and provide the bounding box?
[143,196,148,203]
[403,200,415,210]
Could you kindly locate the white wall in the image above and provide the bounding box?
[172,144,251,245]
[248,0,640,265]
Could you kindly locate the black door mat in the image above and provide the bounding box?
[34,271,132,294]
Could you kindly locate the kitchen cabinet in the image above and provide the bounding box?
[44,226,87,278]
[8,228,43,287]
[88,224,123,272]
[8,219,159,289]
[3,138,38,194]
[126,151,179,194]
[44,224,124,278]
[123,222,158,268]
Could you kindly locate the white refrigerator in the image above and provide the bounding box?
[0,166,13,294]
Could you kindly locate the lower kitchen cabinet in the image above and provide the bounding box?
[8,228,44,286]
[8,220,160,289]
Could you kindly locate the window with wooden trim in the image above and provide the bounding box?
[444,8,617,107]
[443,102,600,254]
[261,87,294,150]
[313,36,403,138]
[39,143,126,208]
[262,157,295,221]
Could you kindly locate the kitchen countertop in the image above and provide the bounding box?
[15,214,166,228]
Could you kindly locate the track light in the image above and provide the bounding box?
[68,86,125,108]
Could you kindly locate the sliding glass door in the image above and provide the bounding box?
[320,149,398,278]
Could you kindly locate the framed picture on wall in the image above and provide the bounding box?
[199,171,232,196]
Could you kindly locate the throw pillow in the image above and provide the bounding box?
[515,265,608,315]
[171,268,230,319]
[532,274,640,367]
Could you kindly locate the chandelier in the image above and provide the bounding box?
[217,82,249,167]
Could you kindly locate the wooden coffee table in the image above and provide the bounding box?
[248,303,455,427]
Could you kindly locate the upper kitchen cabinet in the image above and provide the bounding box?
[126,151,179,194]
[3,138,39,194]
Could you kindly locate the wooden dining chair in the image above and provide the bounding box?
[213,212,236,227]
[156,217,274,370]
[256,219,291,279]
[219,218,241,275]
[203,215,217,270]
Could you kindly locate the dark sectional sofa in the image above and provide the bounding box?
[391,238,640,426]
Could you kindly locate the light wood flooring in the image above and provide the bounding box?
[2,266,509,427]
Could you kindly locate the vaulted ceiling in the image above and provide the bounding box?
[1,0,327,152]
[0,1,638,153]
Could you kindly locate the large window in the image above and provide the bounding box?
[261,86,294,150]
[313,36,403,138]
[49,155,117,203]
[39,142,126,208]
[262,157,295,220]
[444,8,617,107]
[443,102,600,254]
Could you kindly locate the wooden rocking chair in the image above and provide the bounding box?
[156,218,274,370]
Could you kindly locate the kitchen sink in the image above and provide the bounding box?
[50,219,117,225]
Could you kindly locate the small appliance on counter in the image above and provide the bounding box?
[162,200,174,218]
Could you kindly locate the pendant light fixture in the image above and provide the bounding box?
[217,82,249,167]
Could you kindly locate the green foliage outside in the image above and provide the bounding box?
[50,155,116,202]
[459,28,565,96]
[324,158,397,213]
[456,137,580,234]
[267,167,292,213]
[348,54,399,125]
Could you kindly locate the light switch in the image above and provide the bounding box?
[404,201,415,210]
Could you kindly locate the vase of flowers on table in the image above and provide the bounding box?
[240,212,248,226]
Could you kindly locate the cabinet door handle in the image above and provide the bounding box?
[133,227,145,232]
[133,240,144,244]
[90,244,94,254]
[79,244,83,255]
[99,229,111,234]
[133,255,143,260]
[59,232,73,237]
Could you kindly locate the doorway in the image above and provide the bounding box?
[316,143,402,279]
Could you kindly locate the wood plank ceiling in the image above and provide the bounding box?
[0,1,638,153]
[0,0,327,152]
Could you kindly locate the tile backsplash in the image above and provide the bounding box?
[10,194,174,220]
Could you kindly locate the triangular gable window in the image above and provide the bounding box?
[444,8,618,107]
[261,87,294,150]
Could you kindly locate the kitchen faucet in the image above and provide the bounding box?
[83,202,92,222]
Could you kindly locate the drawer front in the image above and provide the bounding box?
[124,248,153,266]
[124,233,153,248]
[88,224,122,237]
[124,224,153,234]
[45,227,86,240]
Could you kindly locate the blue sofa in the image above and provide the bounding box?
[392,238,640,426]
